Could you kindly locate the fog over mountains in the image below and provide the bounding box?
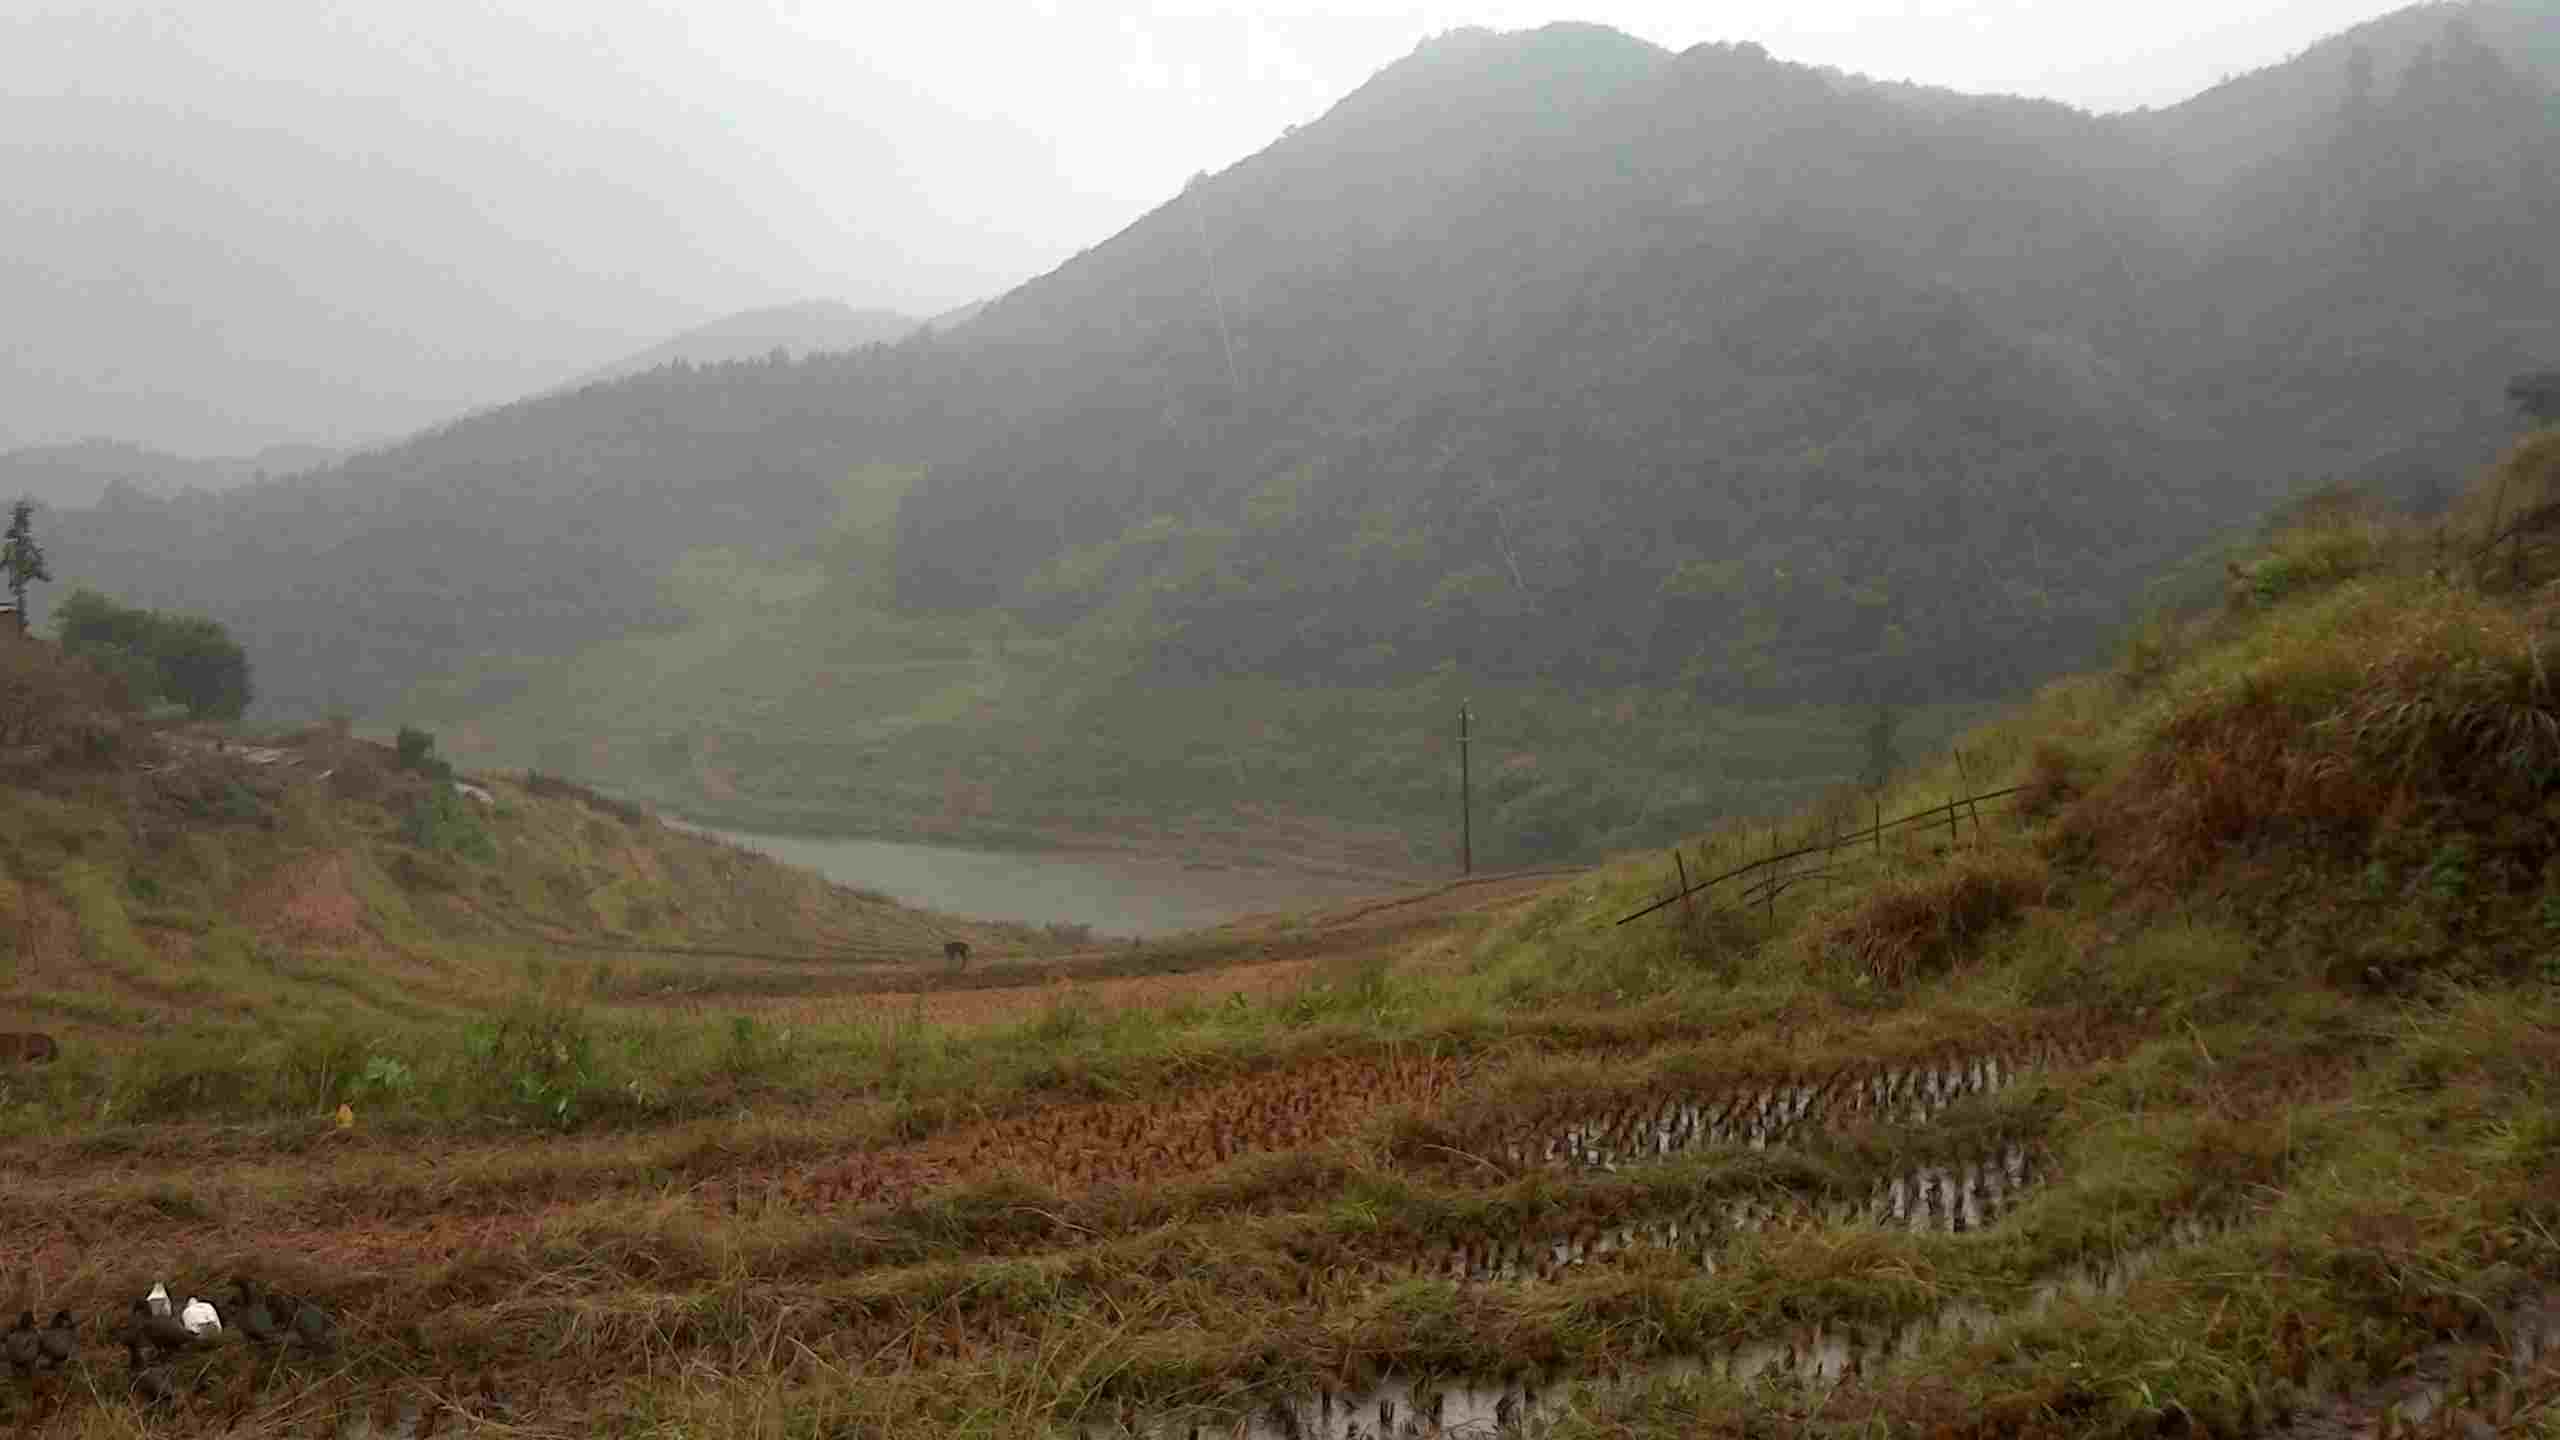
[0,301,946,509]
[0,4,1092,457]
[18,1,2560,846]
[560,303,930,394]
[0,439,345,512]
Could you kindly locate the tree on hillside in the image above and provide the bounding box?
[2,499,49,632]
[153,614,254,721]
[54,588,253,721]
[53,589,158,699]
[2512,370,2560,426]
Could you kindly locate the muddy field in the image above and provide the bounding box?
[3,853,2558,1440]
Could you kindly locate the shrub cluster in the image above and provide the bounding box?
[52,588,252,721]
[524,769,650,826]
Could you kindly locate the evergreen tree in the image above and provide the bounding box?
[1,499,50,633]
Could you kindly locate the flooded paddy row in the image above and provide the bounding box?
[2268,1288,2560,1438]
[1071,1213,2243,1440]
[1496,1042,2048,1176]
[306,1044,2084,1440]
[266,1011,2551,1440]
[1423,1141,2046,1288]
[1021,1041,2102,1440]
[310,1220,2560,1440]
[769,1030,2083,1222]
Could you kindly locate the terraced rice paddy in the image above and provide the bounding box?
[14,514,2560,1437]
[1084,1210,2226,1440]
[14,968,2554,1440]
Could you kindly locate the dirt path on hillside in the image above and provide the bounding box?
[869,868,1582,1028]
[604,866,1581,1023]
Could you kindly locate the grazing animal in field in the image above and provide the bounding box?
[39,1310,76,1369]
[289,1294,338,1351]
[4,1311,39,1374]
[231,1276,333,1351]
[124,1298,199,1360]
[124,1343,184,1409]
[943,939,971,970]
[0,1032,59,1065]
[229,1278,287,1348]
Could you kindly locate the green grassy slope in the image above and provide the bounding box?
[0,667,1091,1135]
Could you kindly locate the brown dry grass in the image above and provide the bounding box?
[2054,675,2386,882]
[2052,581,2560,888]
[235,850,367,946]
[0,637,136,769]
[772,1050,1472,1210]
[2010,742,2089,821]
[1810,850,2049,987]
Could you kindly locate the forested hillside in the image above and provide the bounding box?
[22,0,2560,858]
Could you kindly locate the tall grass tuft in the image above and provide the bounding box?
[2228,485,2398,608]
[114,1023,375,1121]
[1809,850,2048,988]
[2056,583,2560,884]
[2448,426,2560,588]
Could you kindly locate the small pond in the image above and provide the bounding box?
[676,822,1408,939]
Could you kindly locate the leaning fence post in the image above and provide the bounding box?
[1952,749,1987,846]
[1674,849,1697,937]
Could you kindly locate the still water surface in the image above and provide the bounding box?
[681,822,1406,939]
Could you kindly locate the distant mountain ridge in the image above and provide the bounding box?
[561,300,923,391]
[31,0,2560,762]
[1,438,342,511]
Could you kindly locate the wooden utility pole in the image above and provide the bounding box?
[1458,700,1473,876]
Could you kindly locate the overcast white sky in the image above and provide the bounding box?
[1,0,2409,452]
